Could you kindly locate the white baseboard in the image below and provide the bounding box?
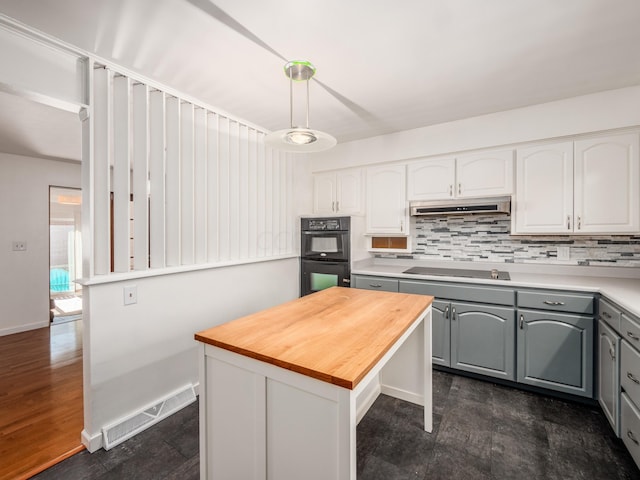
[380,384,424,406]
[0,320,49,337]
[81,429,103,452]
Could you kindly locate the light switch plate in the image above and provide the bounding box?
[123,286,137,305]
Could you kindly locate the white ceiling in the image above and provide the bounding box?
[1,0,640,162]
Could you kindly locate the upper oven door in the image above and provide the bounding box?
[301,231,349,261]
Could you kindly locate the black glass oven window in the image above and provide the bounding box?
[311,236,339,253]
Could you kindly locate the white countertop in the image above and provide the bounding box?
[352,258,640,316]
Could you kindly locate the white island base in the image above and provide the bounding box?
[196,289,432,480]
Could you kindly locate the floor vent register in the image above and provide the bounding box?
[101,384,196,450]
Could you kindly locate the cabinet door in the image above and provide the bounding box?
[313,172,336,215]
[517,310,593,398]
[407,157,455,200]
[599,320,621,436]
[431,300,451,367]
[574,133,640,234]
[450,302,515,381]
[514,142,574,234]
[365,164,407,234]
[336,169,362,214]
[456,149,514,198]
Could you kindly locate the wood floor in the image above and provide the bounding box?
[0,322,84,480]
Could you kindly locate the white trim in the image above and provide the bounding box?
[77,253,298,286]
[0,82,86,113]
[81,429,103,453]
[0,320,49,337]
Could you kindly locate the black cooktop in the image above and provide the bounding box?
[403,266,511,281]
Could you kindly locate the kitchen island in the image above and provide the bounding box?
[195,286,433,480]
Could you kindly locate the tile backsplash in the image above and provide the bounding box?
[376,215,640,267]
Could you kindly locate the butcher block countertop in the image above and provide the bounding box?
[195,286,433,390]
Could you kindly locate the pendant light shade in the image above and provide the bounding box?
[265,61,337,153]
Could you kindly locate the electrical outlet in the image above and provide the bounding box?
[557,246,570,261]
[123,286,137,305]
[12,241,27,251]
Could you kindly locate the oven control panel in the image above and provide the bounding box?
[302,217,350,231]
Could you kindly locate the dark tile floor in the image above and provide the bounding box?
[34,371,640,480]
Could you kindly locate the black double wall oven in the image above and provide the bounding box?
[300,217,350,296]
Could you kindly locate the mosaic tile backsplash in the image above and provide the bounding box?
[377,215,640,267]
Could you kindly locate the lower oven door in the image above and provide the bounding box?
[300,260,350,296]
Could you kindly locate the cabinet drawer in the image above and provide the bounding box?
[600,298,622,333]
[353,275,399,292]
[622,314,640,348]
[517,290,594,315]
[621,341,640,407]
[399,280,515,306]
[621,393,640,467]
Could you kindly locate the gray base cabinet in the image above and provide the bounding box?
[352,273,595,398]
[451,302,515,381]
[622,393,640,467]
[431,300,451,367]
[517,309,594,398]
[599,319,621,436]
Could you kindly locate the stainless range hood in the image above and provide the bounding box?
[410,196,511,216]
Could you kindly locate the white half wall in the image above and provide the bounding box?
[0,152,81,335]
[312,85,640,172]
[82,257,299,450]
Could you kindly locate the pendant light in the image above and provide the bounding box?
[265,60,337,153]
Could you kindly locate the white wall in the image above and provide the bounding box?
[311,85,640,172]
[0,152,81,335]
[81,257,299,450]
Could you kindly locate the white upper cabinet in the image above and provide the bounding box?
[407,157,455,200]
[514,141,574,234]
[456,150,514,198]
[574,133,639,233]
[514,132,640,235]
[366,164,408,235]
[407,150,514,200]
[313,172,336,214]
[313,169,362,215]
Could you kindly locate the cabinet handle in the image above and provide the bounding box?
[458,183,462,195]
[400,219,404,232]
[336,201,340,212]
[627,372,640,384]
[331,201,335,212]
[609,347,616,360]
[519,314,524,329]
[602,311,612,319]
[628,332,640,341]
[628,430,640,445]
[577,216,582,230]
[449,185,453,197]
[543,300,565,306]
[444,305,450,320]
[451,307,456,321]
[567,215,571,230]
[369,283,382,288]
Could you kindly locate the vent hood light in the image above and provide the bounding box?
[410,197,511,216]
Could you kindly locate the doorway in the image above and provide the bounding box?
[49,186,82,325]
